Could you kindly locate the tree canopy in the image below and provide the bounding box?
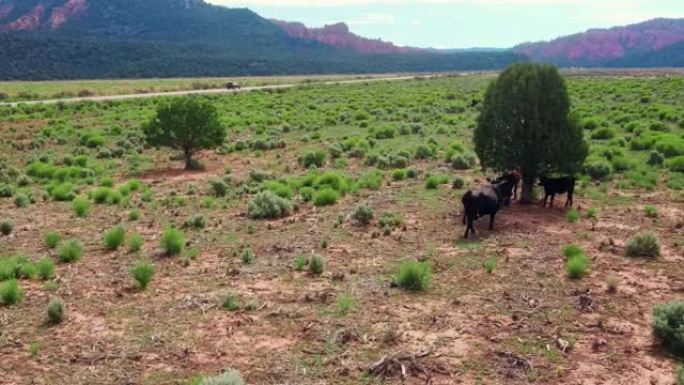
[474,62,588,201]
[144,97,225,170]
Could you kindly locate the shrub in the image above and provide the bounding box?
[72,196,91,217]
[129,233,144,252]
[483,258,497,274]
[591,127,616,140]
[209,179,228,197]
[36,258,55,280]
[298,150,327,168]
[247,190,292,219]
[566,209,580,223]
[337,293,357,315]
[449,153,475,170]
[648,151,665,166]
[185,214,206,229]
[667,156,684,172]
[47,297,65,324]
[44,231,61,249]
[406,168,418,178]
[103,226,125,250]
[161,227,184,256]
[131,263,155,290]
[263,181,293,199]
[585,208,598,219]
[396,261,431,291]
[309,255,325,275]
[91,187,112,204]
[50,183,75,201]
[58,240,83,263]
[1,280,22,305]
[199,370,245,385]
[562,244,584,259]
[425,176,441,189]
[14,193,30,208]
[379,212,403,230]
[221,294,240,311]
[626,231,661,258]
[584,159,612,180]
[128,209,141,221]
[452,176,465,189]
[391,169,407,181]
[352,204,374,226]
[241,247,255,265]
[566,254,589,279]
[313,188,339,207]
[294,256,308,271]
[653,300,684,356]
[1,219,14,236]
[644,205,658,218]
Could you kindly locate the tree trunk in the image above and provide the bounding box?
[519,181,536,204]
[183,149,194,170]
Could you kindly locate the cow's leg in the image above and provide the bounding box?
[462,210,466,225]
[489,213,496,230]
[549,194,555,208]
[566,192,573,207]
[542,194,548,208]
[464,216,475,238]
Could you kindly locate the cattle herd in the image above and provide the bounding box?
[461,171,576,238]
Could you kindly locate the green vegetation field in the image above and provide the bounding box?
[0,74,683,384]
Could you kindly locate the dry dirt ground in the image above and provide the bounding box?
[1,146,683,385]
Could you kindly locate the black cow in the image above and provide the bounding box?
[461,179,513,238]
[539,176,575,208]
[491,170,521,206]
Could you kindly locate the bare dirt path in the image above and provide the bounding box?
[0,75,422,106]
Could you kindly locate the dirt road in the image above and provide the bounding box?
[0,75,420,106]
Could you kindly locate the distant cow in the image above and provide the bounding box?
[539,176,575,208]
[225,82,241,90]
[461,179,513,238]
[491,170,522,205]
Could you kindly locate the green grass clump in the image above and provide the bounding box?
[391,169,407,181]
[161,227,184,256]
[626,231,661,258]
[1,279,22,305]
[562,244,584,259]
[44,231,61,249]
[298,149,327,168]
[395,261,431,291]
[36,258,55,280]
[644,205,658,218]
[129,233,144,253]
[1,219,14,236]
[313,188,340,207]
[653,300,684,357]
[483,258,497,274]
[222,294,240,311]
[337,293,357,315]
[352,204,374,226]
[58,240,83,263]
[309,255,325,275]
[103,226,125,250]
[50,183,75,201]
[14,193,30,208]
[425,175,441,189]
[47,297,65,324]
[241,247,255,265]
[131,263,155,290]
[128,209,141,221]
[566,209,580,223]
[452,176,465,189]
[566,254,590,279]
[199,370,245,385]
[585,208,598,219]
[72,196,91,217]
[247,190,292,219]
[294,256,308,271]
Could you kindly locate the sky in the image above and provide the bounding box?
[206,0,684,49]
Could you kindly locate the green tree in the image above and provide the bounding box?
[474,63,588,202]
[144,97,225,170]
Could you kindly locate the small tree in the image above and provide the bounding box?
[475,63,588,203]
[144,97,225,170]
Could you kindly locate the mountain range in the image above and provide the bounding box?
[0,0,682,80]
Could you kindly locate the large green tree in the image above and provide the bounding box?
[474,63,588,203]
[144,97,225,170]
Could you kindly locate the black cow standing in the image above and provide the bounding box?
[490,171,520,206]
[539,176,575,208]
[461,179,513,238]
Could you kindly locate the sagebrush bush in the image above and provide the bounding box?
[58,240,83,263]
[352,204,374,225]
[452,176,465,189]
[566,209,580,223]
[44,231,61,249]
[562,244,584,259]
[50,183,75,201]
[0,219,14,236]
[248,190,292,219]
[131,263,155,290]
[648,151,665,166]
[221,294,240,311]
[566,254,590,279]
[626,231,661,258]
[309,255,325,275]
[129,233,144,253]
[396,261,431,291]
[299,150,327,168]
[199,370,245,385]
[72,196,91,217]
[14,193,30,208]
[241,247,255,264]
[313,188,339,207]
[584,159,612,180]
[653,301,684,356]
[644,205,658,218]
[36,258,55,280]
[47,297,65,324]
[128,209,141,221]
[294,255,308,271]
[161,227,184,256]
[103,226,126,250]
[1,279,22,305]
[209,179,229,197]
[391,169,407,181]
[185,214,206,229]
[668,156,684,172]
